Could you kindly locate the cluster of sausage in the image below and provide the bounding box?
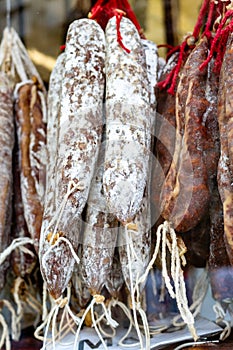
[1,0,233,347]
[154,18,233,305]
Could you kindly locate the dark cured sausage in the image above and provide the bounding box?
[14,81,46,251]
[0,72,14,289]
[160,37,210,232]
[152,53,178,216]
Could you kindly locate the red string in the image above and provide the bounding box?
[202,0,215,40]
[115,10,131,53]
[213,20,233,72]
[167,39,187,95]
[156,65,177,90]
[157,0,212,94]
[89,0,142,52]
[60,44,66,52]
[89,0,143,35]
[199,9,233,71]
[192,0,210,39]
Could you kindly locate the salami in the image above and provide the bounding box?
[118,191,151,294]
[80,161,119,296]
[152,53,178,215]
[217,32,233,266]
[208,185,233,302]
[160,37,210,232]
[103,16,151,223]
[0,72,14,289]
[11,141,37,278]
[14,81,46,251]
[39,19,105,299]
[105,249,124,300]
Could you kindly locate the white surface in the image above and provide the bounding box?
[47,316,222,350]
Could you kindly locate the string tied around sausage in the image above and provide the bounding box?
[213,301,232,341]
[34,284,80,349]
[124,223,150,350]
[148,221,199,341]
[0,237,34,266]
[12,276,42,333]
[0,314,10,350]
[172,269,209,328]
[73,293,118,350]
[0,299,20,343]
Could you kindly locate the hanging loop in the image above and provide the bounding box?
[6,0,11,28]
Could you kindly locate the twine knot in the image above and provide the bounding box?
[93,294,105,304]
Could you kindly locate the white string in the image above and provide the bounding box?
[42,283,48,321]
[45,180,84,245]
[125,226,145,350]
[12,277,24,337]
[161,222,175,298]
[173,340,219,350]
[3,299,19,341]
[0,314,10,350]
[73,295,118,350]
[0,237,34,265]
[91,305,109,350]
[158,221,198,341]
[107,299,139,348]
[213,301,232,341]
[41,236,80,278]
[173,268,209,327]
[137,224,162,286]
[6,0,11,29]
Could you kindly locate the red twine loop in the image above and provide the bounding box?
[89,0,143,52]
[115,10,130,53]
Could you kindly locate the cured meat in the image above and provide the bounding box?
[208,185,233,302]
[80,160,119,296]
[39,19,105,299]
[217,32,233,266]
[152,53,178,216]
[181,215,210,268]
[103,16,151,223]
[118,191,151,294]
[14,81,46,251]
[105,249,124,300]
[160,37,210,232]
[11,141,37,278]
[0,72,14,289]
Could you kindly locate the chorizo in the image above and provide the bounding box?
[160,37,210,232]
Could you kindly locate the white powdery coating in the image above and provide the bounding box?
[142,39,158,108]
[81,159,118,294]
[40,19,105,298]
[62,19,106,110]
[56,18,105,224]
[118,189,151,293]
[43,53,65,220]
[104,17,151,223]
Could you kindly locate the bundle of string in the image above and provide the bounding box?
[88,0,145,53]
[157,0,232,95]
